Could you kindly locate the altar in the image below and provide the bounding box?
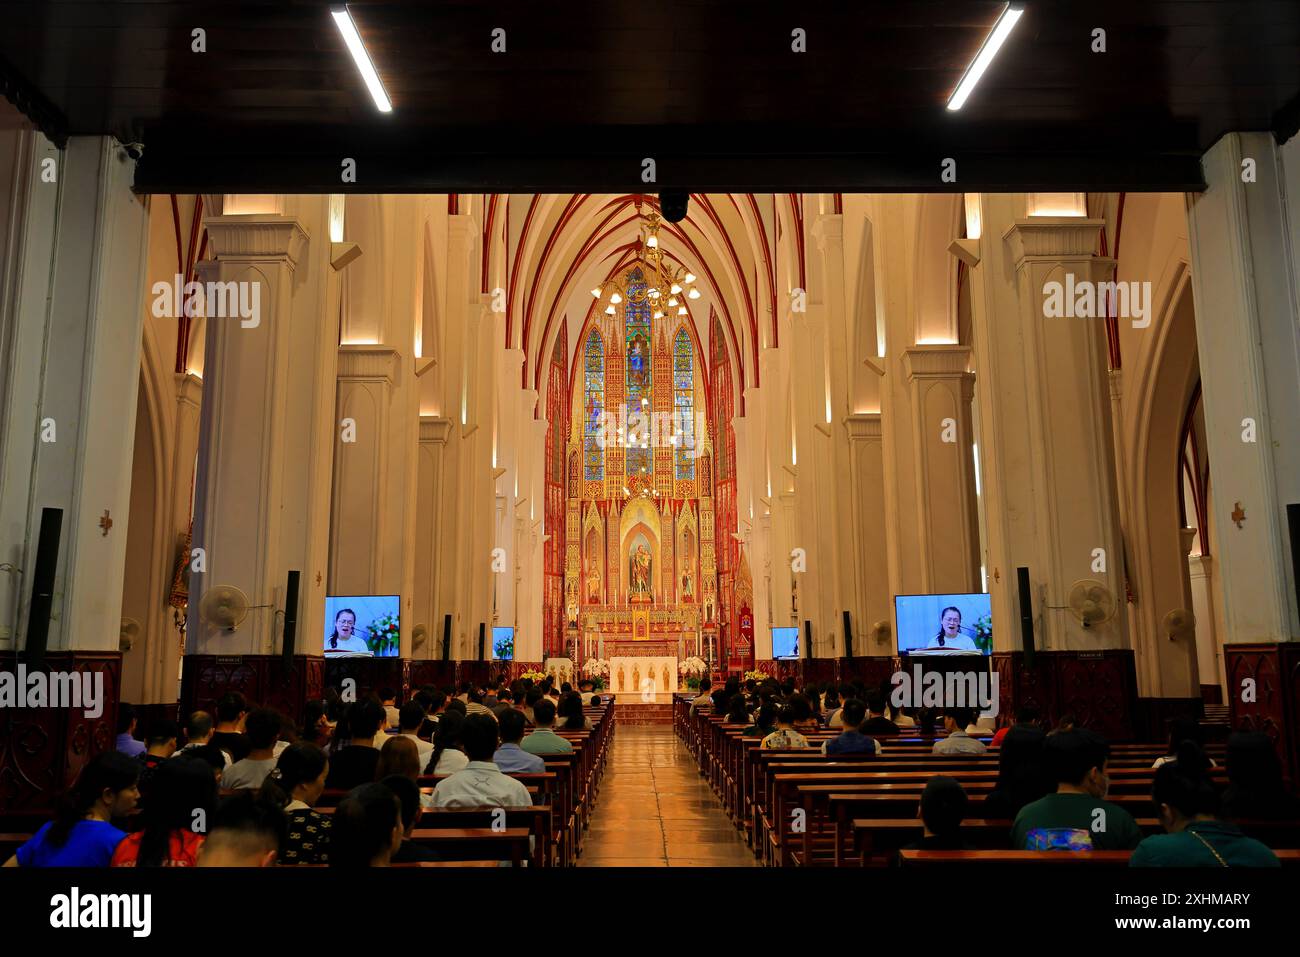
[608,656,677,695]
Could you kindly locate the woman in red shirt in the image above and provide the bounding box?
[112,754,217,866]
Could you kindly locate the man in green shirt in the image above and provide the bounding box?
[1011,728,1142,851]
[519,699,573,755]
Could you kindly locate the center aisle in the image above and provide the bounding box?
[579,725,756,867]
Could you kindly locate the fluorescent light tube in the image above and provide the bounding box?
[947,4,1023,111]
[332,7,393,112]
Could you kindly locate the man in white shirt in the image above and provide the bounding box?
[433,715,533,809]
[395,701,435,771]
[689,679,713,715]
[221,708,282,790]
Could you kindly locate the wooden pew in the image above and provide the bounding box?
[899,848,1300,866]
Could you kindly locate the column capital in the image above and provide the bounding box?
[203,214,308,267]
[901,344,973,381]
[844,412,882,440]
[175,371,203,408]
[1002,217,1105,264]
[421,416,457,444]
[811,213,843,249]
[337,345,401,383]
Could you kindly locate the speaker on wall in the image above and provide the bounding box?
[842,611,854,659]
[1287,504,1300,620]
[25,507,63,664]
[1016,566,1035,665]
[441,614,452,661]
[803,619,812,660]
[477,622,486,661]
[282,570,300,666]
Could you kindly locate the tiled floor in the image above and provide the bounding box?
[578,726,757,867]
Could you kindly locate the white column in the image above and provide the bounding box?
[1185,132,1300,642]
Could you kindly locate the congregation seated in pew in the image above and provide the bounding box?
[820,699,881,756]
[761,707,811,750]
[904,776,973,852]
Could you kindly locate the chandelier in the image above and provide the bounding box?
[590,207,701,321]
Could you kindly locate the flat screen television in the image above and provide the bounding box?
[894,593,992,656]
[323,595,400,657]
[772,625,800,660]
[492,626,515,661]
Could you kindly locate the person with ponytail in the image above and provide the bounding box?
[427,709,470,775]
[4,751,140,867]
[1130,742,1279,867]
[328,783,403,867]
[261,742,332,865]
[112,756,216,866]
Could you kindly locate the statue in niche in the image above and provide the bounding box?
[617,664,625,692]
[630,543,652,595]
[648,668,655,691]
[632,663,640,690]
[662,664,670,690]
[587,559,601,603]
[681,566,694,600]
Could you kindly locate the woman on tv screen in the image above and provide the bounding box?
[926,606,978,652]
[325,608,372,656]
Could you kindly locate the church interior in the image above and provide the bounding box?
[0,0,1299,908]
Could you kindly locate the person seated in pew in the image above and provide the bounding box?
[427,711,471,775]
[137,718,180,796]
[862,694,901,736]
[903,775,974,852]
[325,700,387,790]
[4,751,140,868]
[520,699,575,755]
[417,689,447,738]
[113,756,216,867]
[221,708,285,791]
[394,701,436,772]
[490,684,515,720]
[744,703,779,738]
[991,705,1041,747]
[690,678,713,715]
[379,775,440,863]
[983,723,1053,821]
[966,710,997,736]
[932,707,987,755]
[173,710,231,768]
[495,707,546,773]
[712,677,742,714]
[1011,729,1143,851]
[723,693,752,726]
[1152,717,1215,769]
[196,792,287,867]
[1130,742,1279,868]
[433,714,533,809]
[787,694,820,735]
[329,783,404,868]
[376,736,434,808]
[209,691,251,763]
[761,707,812,750]
[821,699,882,755]
[262,742,331,865]
[578,679,599,706]
[378,687,401,730]
[523,688,545,726]
[821,688,841,728]
[299,699,333,753]
[1221,731,1300,822]
[465,687,499,722]
[115,702,146,758]
[558,691,594,731]
[1047,712,1075,736]
[804,687,824,728]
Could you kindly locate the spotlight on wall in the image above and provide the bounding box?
[659,190,689,223]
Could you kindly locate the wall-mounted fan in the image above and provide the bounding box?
[411,624,428,650]
[870,619,892,645]
[1162,608,1196,640]
[119,617,141,652]
[1067,579,1117,628]
[199,585,250,631]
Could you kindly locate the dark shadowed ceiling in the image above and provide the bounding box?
[1,0,1298,191]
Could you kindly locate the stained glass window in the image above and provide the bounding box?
[583,328,604,481]
[674,326,695,480]
[625,268,653,477]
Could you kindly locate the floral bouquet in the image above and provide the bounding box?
[743,669,770,683]
[519,669,548,682]
[493,631,515,661]
[582,658,610,678]
[365,614,400,656]
[973,614,993,655]
[678,656,708,677]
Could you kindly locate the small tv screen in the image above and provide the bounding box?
[324,596,400,657]
[895,593,992,656]
[492,626,515,661]
[772,626,800,660]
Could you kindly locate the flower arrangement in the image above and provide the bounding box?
[519,669,548,682]
[678,656,707,677]
[743,669,771,683]
[366,615,400,656]
[582,658,610,678]
[973,614,993,655]
[493,631,515,661]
